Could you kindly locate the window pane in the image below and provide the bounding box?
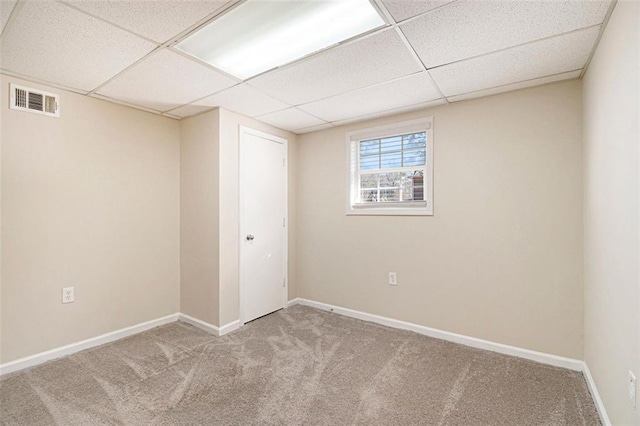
[358,171,424,203]
[403,149,426,167]
[360,189,378,202]
[380,136,402,153]
[403,132,426,149]
[412,185,425,201]
[360,139,379,156]
[405,171,424,201]
[381,152,401,168]
[360,154,379,170]
[379,172,402,188]
[359,173,378,188]
[396,171,424,201]
[380,188,401,202]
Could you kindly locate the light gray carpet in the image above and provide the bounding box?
[0,305,599,425]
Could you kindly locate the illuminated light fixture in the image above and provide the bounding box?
[176,0,386,80]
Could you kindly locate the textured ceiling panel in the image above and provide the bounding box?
[248,29,423,105]
[430,27,599,97]
[63,0,233,43]
[0,1,155,91]
[401,0,611,68]
[170,83,289,118]
[0,0,609,129]
[296,123,335,134]
[380,0,455,22]
[167,103,213,119]
[0,0,17,34]
[447,70,582,103]
[256,108,326,132]
[332,98,445,126]
[97,49,237,112]
[298,72,442,122]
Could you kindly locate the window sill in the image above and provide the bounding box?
[346,206,433,216]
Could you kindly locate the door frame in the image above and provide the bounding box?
[238,125,288,326]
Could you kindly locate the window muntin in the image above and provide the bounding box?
[346,118,433,216]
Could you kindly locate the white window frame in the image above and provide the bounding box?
[346,117,433,216]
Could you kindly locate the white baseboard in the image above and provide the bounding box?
[0,313,180,376]
[582,362,612,426]
[0,312,245,377]
[218,320,241,336]
[288,298,584,371]
[287,298,301,308]
[178,313,240,337]
[294,296,613,422]
[178,313,218,334]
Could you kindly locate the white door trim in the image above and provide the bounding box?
[238,125,288,326]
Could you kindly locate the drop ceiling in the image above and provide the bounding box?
[0,0,613,134]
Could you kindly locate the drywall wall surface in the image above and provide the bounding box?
[218,108,297,327]
[583,1,640,423]
[1,76,180,363]
[0,76,3,363]
[180,110,220,326]
[296,80,584,359]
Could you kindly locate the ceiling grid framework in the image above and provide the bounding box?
[0,0,615,133]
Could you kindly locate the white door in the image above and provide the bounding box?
[239,126,287,324]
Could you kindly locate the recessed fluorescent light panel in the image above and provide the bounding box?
[176,0,386,80]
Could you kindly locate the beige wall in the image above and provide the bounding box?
[583,1,640,424]
[218,108,297,326]
[0,76,180,363]
[180,110,220,326]
[0,78,3,363]
[296,80,584,359]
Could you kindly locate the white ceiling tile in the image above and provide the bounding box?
[296,123,335,134]
[63,0,232,43]
[248,29,423,105]
[429,27,599,97]
[0,1,155,91]
[447,70,582,103]
[0,0,17,34]
[167,103,214,119]
[380,0,455,22]
[256,108,326,132]
[89,93,162,114]
[298,72,441,122]
[332,98,445,126]
[401,0,611,67]
[97,49,237,112]
[171,84,289,119]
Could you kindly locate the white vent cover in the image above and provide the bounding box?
[9,83,60,117]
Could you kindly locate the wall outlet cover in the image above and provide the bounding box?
[62,287,75,304]
[389,272,397,286]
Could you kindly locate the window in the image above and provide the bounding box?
[346,118,433,216]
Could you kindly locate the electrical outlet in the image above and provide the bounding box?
[62,287,74,304]
[389,272,397,286]
[629,371,636,408]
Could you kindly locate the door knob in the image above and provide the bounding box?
[246,234,255,241]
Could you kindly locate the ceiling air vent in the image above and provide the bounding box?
[9,83,60,117]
